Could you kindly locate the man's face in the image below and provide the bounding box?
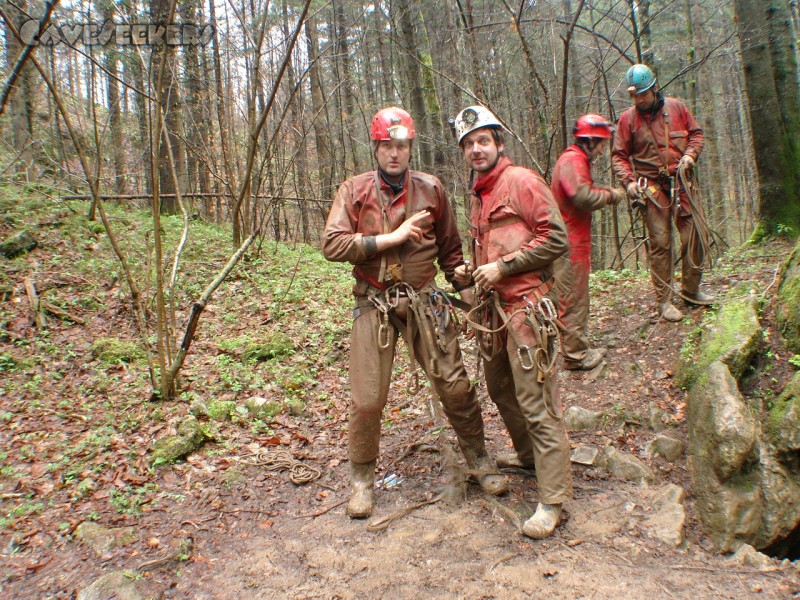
[589,138,609,160]
[630,88,656,111]
[461,128,503,173]
[375,139,411,179]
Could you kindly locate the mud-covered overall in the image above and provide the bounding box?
[469,157,573,505]
[322,170,488,466]
[551,144,616,367]
[612,95,705,304]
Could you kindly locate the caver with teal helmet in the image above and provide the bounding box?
[625,64,656,94]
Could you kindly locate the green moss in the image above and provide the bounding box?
[768,372,800,445]
[207,399,236,421]
[242,331,295,363]
[87,220,105,235]
[775,240,800,353]
[150,416,209,466]
[91,337,145,364]
[676,291,760,389]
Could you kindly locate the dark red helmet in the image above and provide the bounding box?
[573,114,614,139]
[370,107,416,141]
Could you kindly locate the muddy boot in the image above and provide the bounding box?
[659,302,684,322]
[496,451,535,471]
[564,348,605,371]
[682,289,714,306]
[522,503,562,539]
[459,439,509,496]
[346,460,376,519]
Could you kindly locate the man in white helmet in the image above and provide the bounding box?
[452,105,573,540]
[612,64,711,321]
[322,107,508,520]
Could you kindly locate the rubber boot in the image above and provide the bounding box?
[522,503,562,539]
[496,451,536,470]
[659,302,684,322]
[564,348,605,371]
[682,289,714,306]
[459,438,509,496]
[346,460,376,519]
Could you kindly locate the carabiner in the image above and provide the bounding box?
[517,344,535,371]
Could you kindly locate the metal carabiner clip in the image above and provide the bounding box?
[517,344,535,371]
[637,176,648,192]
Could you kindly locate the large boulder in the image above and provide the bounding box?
[775,240,800,353]
[675,284,762,390]
[682,276,800,554]
[687,360,761,551]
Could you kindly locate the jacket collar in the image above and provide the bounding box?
[473,156,512,195]
[377,168,408,195]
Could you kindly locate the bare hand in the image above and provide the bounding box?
[393,210,430,244]
[608,188,626,205]
[678,155,694,170]
[626,181,641,200]
[454,262,473,286]
[473,262,503,288]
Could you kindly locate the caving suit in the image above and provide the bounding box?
[612,94,705,304]
[469,156,573,505]
[322,169,486,465]
[551,144,616,367]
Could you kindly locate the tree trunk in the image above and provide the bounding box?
[734,0,800,237]
[3,0,35,178]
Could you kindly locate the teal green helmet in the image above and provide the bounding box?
[625,64,656,94]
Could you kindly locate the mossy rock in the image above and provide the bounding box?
[676,284,761,389]
[242,331,295,363]
[775,240,800,353]
[286,399,306,416]
[87,220,105,235]
[768,371,800,451]
[244,396,282,419]
[92,337,145,364]
[150,416,209,466]
[0,230,37,258]
[207,399,236,421]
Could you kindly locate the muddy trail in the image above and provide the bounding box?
[0,197,798,599]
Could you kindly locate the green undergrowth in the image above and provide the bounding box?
[0,184,358,521]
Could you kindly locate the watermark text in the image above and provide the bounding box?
[20,20,215,47]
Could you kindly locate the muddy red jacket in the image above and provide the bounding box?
[322,169,465,293]
[470,157,568,304]
[551,144,614,268]
[612,96,704,187]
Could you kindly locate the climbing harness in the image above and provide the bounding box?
[365,281,455,393]
[464,285,562,419]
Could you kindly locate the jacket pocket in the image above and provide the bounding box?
[670,130,689,153]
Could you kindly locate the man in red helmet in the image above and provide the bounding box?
[322,107,508,519]
[552,114,625,370]
[452,105,572,540]
[612,64,711,322]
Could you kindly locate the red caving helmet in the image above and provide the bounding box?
[573,114,614,139]
[370,107,416,141]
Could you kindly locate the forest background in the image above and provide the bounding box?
[4,0,800,252]
[3,1,800,596]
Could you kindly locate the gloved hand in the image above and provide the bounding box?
[678,155,694,170]
[608,188,626,205]
[626,181,641,199]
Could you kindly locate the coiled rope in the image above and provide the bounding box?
[246,449,321,485]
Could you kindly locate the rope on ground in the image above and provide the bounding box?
[365,491,445,532]
[245,449,321,485]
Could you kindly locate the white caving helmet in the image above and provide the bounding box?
[452,105,504,143]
